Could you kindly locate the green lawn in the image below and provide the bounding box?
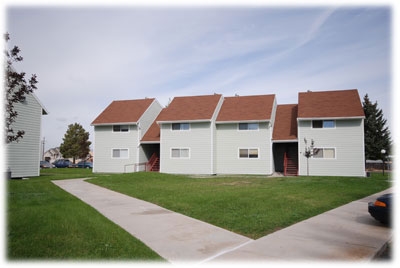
[7,169,164,261]
[89,172,391,239]
[7,169,391,260]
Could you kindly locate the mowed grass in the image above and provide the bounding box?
[89,172,391,239]
[7,169,164,261]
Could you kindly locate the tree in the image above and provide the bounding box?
[4,32,38,143]
[303,138,314,176]
[363,94,392,160]
[60,123,91,164]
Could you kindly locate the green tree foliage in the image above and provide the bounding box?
[60,123,91,164]
[4,33,38,143]
[363,94,392,160]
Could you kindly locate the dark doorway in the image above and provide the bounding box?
[273,142,298,173]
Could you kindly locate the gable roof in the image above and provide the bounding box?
[91,98,155,125]
[298,89,365,119]
[156,94,222,122]
[216,94,275,122]
[272,104,298,141]
[141,121,160,143]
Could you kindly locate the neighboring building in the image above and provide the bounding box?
[6,92,48,178]
[92,89,366,176]
[156,94,224,174]
[297,89,366,176]
[43,147,62,163]
[91,98,163,173]
[215,94,277,175]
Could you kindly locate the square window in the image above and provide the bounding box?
[312,120,323,128]
[239,149,248,158]
[172,123,190,131]
[324,148,335,158]
[112,149,129,158]
[323,120,335,128]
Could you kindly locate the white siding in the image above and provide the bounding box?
[6,93,44,178]
[160,122,214,174]
[216,122,273,175]
[93,125,138,173]
[298,119,365,176]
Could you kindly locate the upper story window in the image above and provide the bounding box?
[238,123,259,131]
[113,125,129,132]
[172,123,190,131]
[312,120,335,129]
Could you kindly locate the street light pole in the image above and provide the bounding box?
[381,149,386,176]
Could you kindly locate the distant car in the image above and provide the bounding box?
[53,159,72,168]
[40,160,52,169]
[368,193,392,224]
[76,161,93,169]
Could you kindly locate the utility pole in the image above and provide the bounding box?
[42,137,45,160]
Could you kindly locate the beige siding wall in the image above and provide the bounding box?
[298,119,365,176]
[216,122,273,175]
[6,93,43,178]
[160,122,213,174]
[93,125,138,173]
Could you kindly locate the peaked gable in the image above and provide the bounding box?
[156,94,222,122]
[216,94,275,122]
[298,89,365,119]
[91,98,155,125]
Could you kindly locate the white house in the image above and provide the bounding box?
[92,89,366,177]
[91,98,163,173]
[215,94,277,175]
[156,94,224,174]
[297,89,366,176]
[6,92,48,178]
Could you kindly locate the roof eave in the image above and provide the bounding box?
[156,119,212,124]
[297,116,365,121]
[216,119,270,124]
[91,122,138,126]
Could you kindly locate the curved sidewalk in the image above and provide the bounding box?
[52,178,392,263]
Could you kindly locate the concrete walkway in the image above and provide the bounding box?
[52,179,392,263]
[52,178,252,264]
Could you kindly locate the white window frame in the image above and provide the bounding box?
[312,147,336,159]
[113,125,130,133]
[238,148,259,159]
[171,123,190,131]
[311,120,336,129]
[238,123,259,131]
[170,148,190,159]
[111,148,129,159]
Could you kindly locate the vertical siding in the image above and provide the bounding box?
[216,122,273,175]
[160,122,213,174]
[6,93,43,178]
[298,119,365,176]
[93,125,138,173]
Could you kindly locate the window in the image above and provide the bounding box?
[113,125,129,132]
[239,148,259,158]
[112,149,129,159]
[313,148,335,159]
[312,120,335,129]
[238,123,259,130]
[171,148,190,158]
[172,123,190,131]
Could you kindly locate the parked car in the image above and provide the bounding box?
[368,193,392,224]
[40,160,53,169]
[76,161,93,169]
[53,159,72,168]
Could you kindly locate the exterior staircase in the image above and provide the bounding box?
[146,153,160,172]
[284,152,298,176]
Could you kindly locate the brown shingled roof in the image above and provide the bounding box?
[91,98,155,125]
[141,121,160,143]
[156,94,222,122]
[216,94,275,122]
[298,89,365,119]
[272,104,298,141]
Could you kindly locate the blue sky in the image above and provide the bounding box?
[5,3,394,150]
